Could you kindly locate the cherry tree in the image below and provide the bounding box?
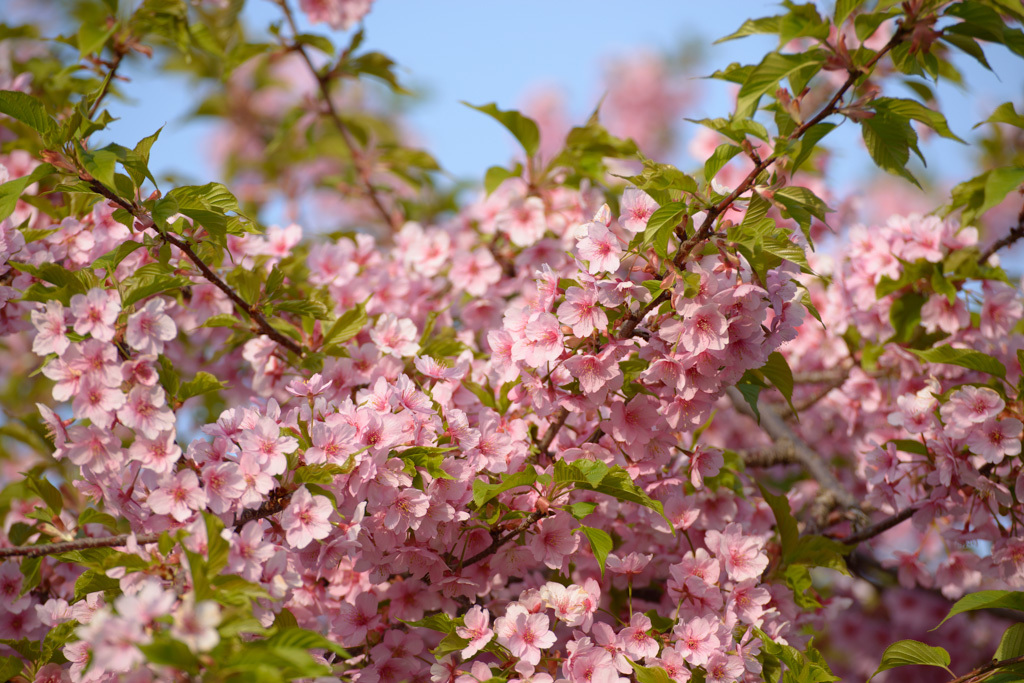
[0,0,1023,682]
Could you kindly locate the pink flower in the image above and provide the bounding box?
[171,598,221,653]
[202,461,246,513]
[920,294,969,334]
[496,196,547,247]
[70,288,120,342]
[606,552,652,577]
[673,616,720,667]
[495,604,556,666]
[370,314,420,357]
[619,188,660,234]
[660,303,728,355]
[705,654,745,683]
[557,286,608,337]
[619,612,659,660]
[238,415,298,476]
[31,300,69,356]
[382,487,430,531]
[148,469,208,522]
[966,417,1023,464]
[940,386,1005,436]
[299,0,374,31]
[72,376,125,429]
[281,486,333,548]
[450,248,502,296]
[607,395,660,445]
[704,523,769,582]
[511,312,564,367]
[117,385,175,439]
[529,512,579,570]
[336,593,381,646]
[577,223,622,274]
[563,353,619,396]
[980,280,1023,337]
[455,606,494,659]
[689,447,724,489]
[125,298,177,355]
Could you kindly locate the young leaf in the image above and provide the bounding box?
[463,102,540,159]
[579,525,613,575]
[909,345,1006,379]
[935,590,1024,629]
[869,640,951,681]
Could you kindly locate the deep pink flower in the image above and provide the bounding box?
[557,286,608,337]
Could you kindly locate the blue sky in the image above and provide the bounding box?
[6,1,1023,197]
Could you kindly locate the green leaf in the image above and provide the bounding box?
[323,302,367,348]
[736,51,825,118]
[179,372,226,401]
[294,464,349,485]
[403,613,457,634]
[835,0,867,25]
[138,639,201,674]
[484,164,522,195]
[123,273,190,308]
[936,591,1024,629]
[716,15,782,43]
[463,102,541,158]
[264,627,347,656]
[909,345,1006,379]
[761,351,796,412]
[872,97,964,142]
[996,624,1024,661]
[637,201,686,256]
[92,241,145,274]
[734,382,762,423]
[78,507,120,531]
[78,21,115,58]
[0,162,55,222]
[0,90,57,139]
[275,300,329,319]
[472,469,537,508]
[19,556,41,596]
[704,143,742,182]
[869,640,951,680]
[979,102,1024,130]
[758,483,798,557]
[629,662,674,683]
[860,107,920,187]
[788,122,836,174]
[579,525,613,575]
[26,475,62,514]
[0,656,21,682]
[74,569,121,602]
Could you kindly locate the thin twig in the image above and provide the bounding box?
[537,408,569,463]
[978,201,1024,265]
[947,655,1024,683]
[86,180,305,356]
[87,52,124,119]
[0,494,290,559]
[277,0,402,235]
[456,511,546,570]
[835,505,920,545]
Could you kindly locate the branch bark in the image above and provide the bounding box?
[726,386,862,519]
[0,491,293,560]
[978,201,1024,265]
[86,180,305,357]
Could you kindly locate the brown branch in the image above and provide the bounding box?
[450,511,547,571]
[948,654,1024,683]
[726,386,862,519]
[87,52,124,120]
[619,32,907,340]
[0,493,293,560]
[834,504,920,545]
[536,408,569,463]
[85,180,305,357]
[277,0,402,235]
[738,443,802,468]
[978,201,1024,265]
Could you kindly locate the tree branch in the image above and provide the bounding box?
[85,180,305,357]
[978,201,1024,265]
[277,0,402,236]
[726,386,862,521]
[0,491,293,560]
[948,655,1024,683]
[834,504,920,545]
